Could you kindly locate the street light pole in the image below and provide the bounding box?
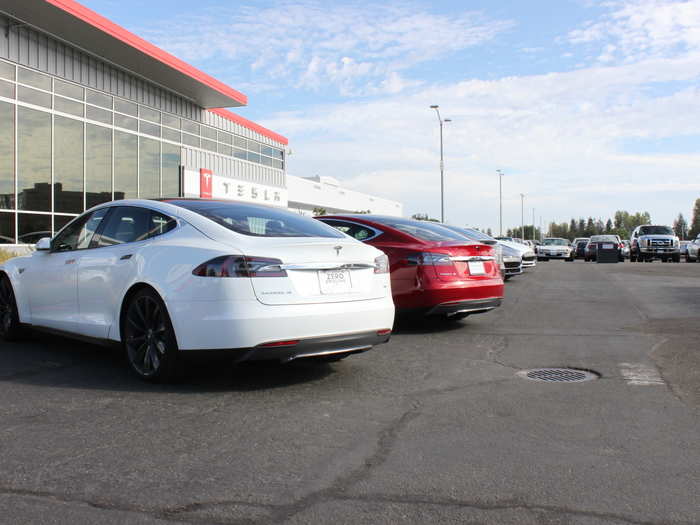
[532,207,535,241]
[430,105,451,223]
[496,169,504,235]
[520,193,525,241]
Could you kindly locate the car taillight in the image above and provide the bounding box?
[374,254,390,274]
[192,256,287,278]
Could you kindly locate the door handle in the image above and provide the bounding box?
[120,254,133,261]
[65,259,76,265]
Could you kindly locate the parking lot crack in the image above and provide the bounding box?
[334,494,688,525]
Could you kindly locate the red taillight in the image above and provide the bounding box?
[259,340,299,347]
[377,329,392,336]
[192,256,287,278]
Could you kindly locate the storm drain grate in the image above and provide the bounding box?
[518,368,599,383]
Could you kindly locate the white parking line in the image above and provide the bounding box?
[619,363,665,385]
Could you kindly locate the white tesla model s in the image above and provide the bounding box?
[0,199,394,381]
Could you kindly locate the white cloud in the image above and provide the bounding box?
[141,1,512,96]
[569,0,700,63]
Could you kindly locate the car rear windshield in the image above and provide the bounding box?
[368,217,469,242]
[543,238,568,246]
[639,226,673,235]
[590,235,619,242]
[166,200,344,238]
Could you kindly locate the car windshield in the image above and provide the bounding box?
[165,200,344,238]
[639,226,673,235]
[543,239,568,246]
[590,235,619,242]
[368,217,468,242]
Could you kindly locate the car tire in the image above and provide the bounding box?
[672,253,681,263]
[122,288,181,383]
[0,274,25,342]
[504,275,511,281]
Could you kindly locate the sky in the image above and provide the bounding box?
[84,0,700,232]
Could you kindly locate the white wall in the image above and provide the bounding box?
[287,175,403,216]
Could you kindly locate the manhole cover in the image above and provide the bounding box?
[518,368,599,383]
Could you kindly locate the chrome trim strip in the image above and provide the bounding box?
[284,345,373,362]
[450,256,495,262]
[280,262,376,271]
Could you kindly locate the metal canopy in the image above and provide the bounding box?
[2,0,247,108]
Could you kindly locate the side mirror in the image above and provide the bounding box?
[35,237,51,251]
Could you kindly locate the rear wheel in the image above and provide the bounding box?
[672,253,681,263]
[123,288,181,382]
[0,274,24,341]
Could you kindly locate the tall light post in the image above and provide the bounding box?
[520,193,525,241]
[532,207,536,242]
[496,169,504,235]
[430,105,451,222]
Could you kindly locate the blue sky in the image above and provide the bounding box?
[84,0,700,231]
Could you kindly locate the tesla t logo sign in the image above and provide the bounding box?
[334,246,343,256]
[200,169,213,199]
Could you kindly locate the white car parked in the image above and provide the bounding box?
[0,199,395,381]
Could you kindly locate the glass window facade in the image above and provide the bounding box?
[0,59,285,244]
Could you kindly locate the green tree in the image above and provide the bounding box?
[486,227,493,236]
[569,219,578,238]
[689,199,700,238]
[605,219,613,233]
[673,213,688,239]
[312,207,327,216]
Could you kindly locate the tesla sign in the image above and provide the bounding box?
[183,168,288,207]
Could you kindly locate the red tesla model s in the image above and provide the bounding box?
[316,215,504,319]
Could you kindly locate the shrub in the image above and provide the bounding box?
[0,249,14,264]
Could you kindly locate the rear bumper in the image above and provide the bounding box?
[190,330,391,363]
[426,297,503,317]
[169,295,395,350]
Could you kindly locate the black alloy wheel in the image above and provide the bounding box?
[123,289,180,382]
[0,274,23,341]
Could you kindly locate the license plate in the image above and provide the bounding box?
[602,243,614,249]
[656,249,664,253]
[468,261,486,275]
[318,269,351,294]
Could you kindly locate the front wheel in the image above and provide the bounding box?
[0,274,24,341]
[123,288,181,382]
[672,253,681,263]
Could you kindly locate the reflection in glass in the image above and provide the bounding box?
[86,105,112,125]
[54,79,84,100]
[115,99,138,117]
[114,113,138,131]
[18,213,51,244]
[0,212,14,243]
[54,214,77,235]
[54,116,84,213]
[139,137,160,199]
[86,89,112,109]
[18,86,52,108]
[17,68,51,91]
[0,61,15,81]
[54,96,84,117]
[0,79,14,99]
[86,124,112,209]
[139,106,160,124]
[162,143,181,198]
[0,101,14,210]
[182,120,199,135]
[162,114,180,129]
[114,131,137,200]
[18,107,51,212]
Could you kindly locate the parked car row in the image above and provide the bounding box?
[536,224,691,264]
[1,200,529,383]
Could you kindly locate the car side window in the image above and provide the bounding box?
[322,220,378,241]
[51,208,109,252]
[96,207,153,247]
[147,211,177,239]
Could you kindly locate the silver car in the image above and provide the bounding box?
[685,236,700,262]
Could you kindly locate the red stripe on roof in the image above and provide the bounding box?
[209,108,289,146]
[45,0,248,106]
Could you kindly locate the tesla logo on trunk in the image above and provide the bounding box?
[334,246,343,256]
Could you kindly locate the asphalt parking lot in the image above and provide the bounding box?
[1,261,699,524]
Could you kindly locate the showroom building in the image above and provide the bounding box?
[0,0,289,245]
